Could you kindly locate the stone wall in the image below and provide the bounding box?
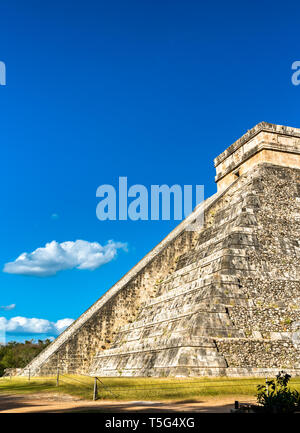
[90,163,300,377]
[212,165,300,372]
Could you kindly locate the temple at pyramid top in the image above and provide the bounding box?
[214,121,300,191]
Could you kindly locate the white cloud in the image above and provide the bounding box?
[0,304,16,311]
[3,239,127,277]
[0,316,74,335]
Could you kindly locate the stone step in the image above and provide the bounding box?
[143,274,242,307]
[96,337,218,357]
[91,366,229,377]
[124,291,251,333]
[120,305,231,332]
[156,231,258,294]
[90,343,228,376]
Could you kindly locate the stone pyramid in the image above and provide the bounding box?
[23,122,300,377]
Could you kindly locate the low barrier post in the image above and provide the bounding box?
[93,377,98,401]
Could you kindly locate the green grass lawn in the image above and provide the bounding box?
[1,375,300,401]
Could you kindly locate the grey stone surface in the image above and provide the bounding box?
[90,163,300,377]
[21,123,300,378]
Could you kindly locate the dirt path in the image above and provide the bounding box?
[0,393,256,413]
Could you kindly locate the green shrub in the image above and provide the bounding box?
[256,371,300,413]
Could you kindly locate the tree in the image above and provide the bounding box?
[0,339,51,376]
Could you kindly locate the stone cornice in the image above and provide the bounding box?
[215,140,300,183]
[214,122,300,168]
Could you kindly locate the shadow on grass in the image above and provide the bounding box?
[0,394,53,412]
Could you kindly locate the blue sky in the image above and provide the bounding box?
[0,0,299,342]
